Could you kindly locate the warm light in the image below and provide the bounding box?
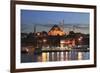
[60,40,65,44]
[78,52,83,60]
[43,39,47,43]
[78,36,83,41]
[37,32,40,36]
[48,25,66,36]
[42,53,47,62]
[26,48,29,52]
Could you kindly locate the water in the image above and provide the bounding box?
[21,50,90,63]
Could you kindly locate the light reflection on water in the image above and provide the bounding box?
[21,51,90,63]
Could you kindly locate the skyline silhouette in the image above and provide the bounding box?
[21,10,90,34]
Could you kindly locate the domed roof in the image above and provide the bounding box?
[48,25,66,36]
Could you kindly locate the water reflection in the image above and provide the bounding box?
[21,50,90,63]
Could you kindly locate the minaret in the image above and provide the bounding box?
[34,25,36,34]
[62,20,64,29]
[60,20,64,30]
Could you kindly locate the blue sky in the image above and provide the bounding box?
[21,10,90,33]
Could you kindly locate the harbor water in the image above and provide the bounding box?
[21,49,89,63]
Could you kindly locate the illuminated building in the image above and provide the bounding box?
[48,25,66,36]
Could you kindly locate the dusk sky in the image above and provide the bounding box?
[21,10,90,34]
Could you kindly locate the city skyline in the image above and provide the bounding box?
[21,10,90,63]
[21,10,90,34]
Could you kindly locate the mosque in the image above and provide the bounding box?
[48,25,66,36]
